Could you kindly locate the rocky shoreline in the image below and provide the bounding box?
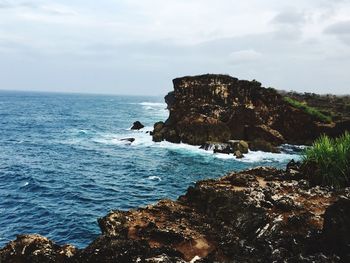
[1,161,349,262]
[151,74,349,154]
[1,75,349,262]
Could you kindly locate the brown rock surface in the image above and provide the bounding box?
[0,234,76,263]
[2,164,349,262]
[152,74,349,150]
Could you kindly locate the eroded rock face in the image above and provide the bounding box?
[2,165,348,262]
[91,167,349,262]
[0,234,76,263]
[152,74,348,149]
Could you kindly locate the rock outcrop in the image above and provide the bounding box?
[200,140,249,158]
[131,121,145,130]
[0,234,76,263]
[151,74,349,150]
[1,164,349,262]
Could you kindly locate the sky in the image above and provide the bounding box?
[0,0,349,96]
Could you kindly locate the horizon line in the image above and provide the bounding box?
[0,88,166,98]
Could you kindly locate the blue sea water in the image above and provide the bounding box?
[0,91,301,248]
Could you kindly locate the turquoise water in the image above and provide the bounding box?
[0,91,301,248]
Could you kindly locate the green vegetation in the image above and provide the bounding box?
[345,103,350,112]
[302,132,350,187]
[283,97,332,123]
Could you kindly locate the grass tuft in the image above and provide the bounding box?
[283,97,332,123]
[302,132,350,187]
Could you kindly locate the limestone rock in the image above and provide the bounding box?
[151,74,348,151]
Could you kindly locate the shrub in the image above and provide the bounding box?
[302,132,350,187]
[345,103,350,112]
[283,97,332,123]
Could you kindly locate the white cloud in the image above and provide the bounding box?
[229,49,263,63]
[0,0,349,95]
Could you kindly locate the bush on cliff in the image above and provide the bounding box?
[283,97,332,123]
[302,132,350,187]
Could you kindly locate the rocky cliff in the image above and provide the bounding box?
[1,163,349,262]
[152,74,349,150]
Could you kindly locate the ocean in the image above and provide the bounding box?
[0,91,301,248]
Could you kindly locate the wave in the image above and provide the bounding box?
[148,176,162,181]
[88,129,301,164]
[139,102,167,107]
[136,102,168,113]
[214,150,301,163]
[156,141,300,163]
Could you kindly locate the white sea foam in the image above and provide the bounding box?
[93,135,131,146]
[19,181,29,187]
[78,129,89,135]
[240,150,301,163]
[93,128,300,164]
[156,141,301,163]
[139,102,167,107]
[148,176,162,181]
[157,141,210,155]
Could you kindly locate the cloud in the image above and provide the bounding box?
[272,10,307,25]
[324,20,350,35]
[0,1,38,9]
[228,49,263,64]
[324,20,350,45]
[0,0,349,95]
[0,0,11,8]
[0,1,75,16]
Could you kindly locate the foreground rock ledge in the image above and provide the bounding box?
[1,166,349,262]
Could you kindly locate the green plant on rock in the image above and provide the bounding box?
[302,132,350,187]
[283,97,332,123]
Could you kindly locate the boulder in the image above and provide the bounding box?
[323,196,350,261]
[131,121,145,130]
[152,122,165,142]
[249,139,280,153]
[234,150,244,159]
[285,159,303,179]
[228,140,249,154]
[0,234,76,263]
[213,143,232,154]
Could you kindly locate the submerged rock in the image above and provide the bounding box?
[200,140,249,158]
[120,137,135,143]
[131,121,145,130]
[2,164,348,262]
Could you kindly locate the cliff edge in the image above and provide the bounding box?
[151,74,349,151]
[1,163,349,262]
